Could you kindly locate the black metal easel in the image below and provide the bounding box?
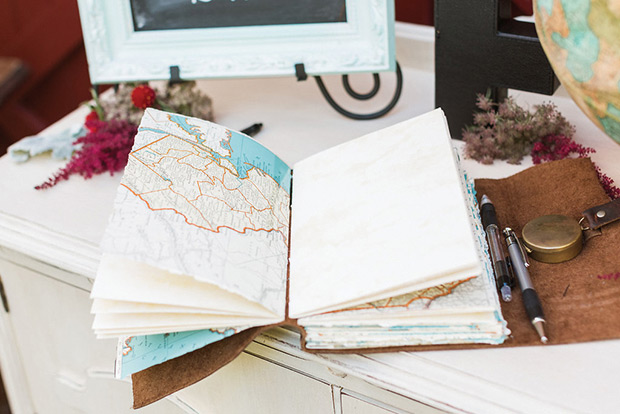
[296,61,403,121]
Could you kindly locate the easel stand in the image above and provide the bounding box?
[296,62,403,120]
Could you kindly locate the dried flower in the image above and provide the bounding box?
[463,95,575,164]
[94,82,214,125]
[85,110,101,132]
[595,166,620,200]
[465,95,618,199]
[159,81,214,120]
[530,134,594,164]
[597,272,620,281]
[530,134,619,200]
[475,94,495,112]
[36,82,214,189]
[85,110,99,122]
[98,83,145,125]
[131,84,157,109]
[36,119,137,190]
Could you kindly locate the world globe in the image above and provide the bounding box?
[534,0,620,145]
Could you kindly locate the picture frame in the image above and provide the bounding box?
[77,0,395,84]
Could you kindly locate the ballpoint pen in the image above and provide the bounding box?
[240,123,263,137]
[480,195,513,302]
[503,227,549,344]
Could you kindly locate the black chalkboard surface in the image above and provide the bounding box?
[130,0,347,31]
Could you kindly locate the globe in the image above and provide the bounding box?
[534,0,620,145]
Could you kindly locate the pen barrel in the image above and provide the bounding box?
[507,242,534,290]
[522,288,545,322]
[480,202,499,228]
[491,257,511,289]
[486,225,505,262]
[485,225,510,286]
[495,261,512,287]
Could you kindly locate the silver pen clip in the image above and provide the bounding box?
[503,227,530,268]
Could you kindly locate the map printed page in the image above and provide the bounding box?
[116,328,240,379]
[91,109,291,336]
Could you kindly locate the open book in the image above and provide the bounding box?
[90,108,508,378]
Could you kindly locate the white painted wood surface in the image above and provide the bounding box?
[0,258,183,414]
[0,23,619,413]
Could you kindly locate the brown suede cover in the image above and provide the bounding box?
[473,158,620,347]
[133,158,620,408]
[132,326,267,408]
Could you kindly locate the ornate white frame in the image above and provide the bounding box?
[77,0,395,84]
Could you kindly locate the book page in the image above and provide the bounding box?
[298,175,508,348]
[92,258,280,317]
[288,109,482,318]
[93,109,291,321]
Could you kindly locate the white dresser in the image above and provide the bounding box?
[0,24,619,414]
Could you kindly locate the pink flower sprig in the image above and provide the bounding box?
[531,134,594,164]
[530,134,620,200]
[36,119,137,190]
[597,272,620,281]
[595,166,620,200]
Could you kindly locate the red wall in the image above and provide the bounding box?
[0,0,92,154]
[396,0,434,26]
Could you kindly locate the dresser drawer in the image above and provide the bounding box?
[0,258,182,414]
[175,352,334,414]
[341,393,445,414]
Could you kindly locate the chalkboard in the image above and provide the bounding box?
[130,0,347,31]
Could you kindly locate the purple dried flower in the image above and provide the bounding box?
[463,95,577,164]
[476,94,495,112]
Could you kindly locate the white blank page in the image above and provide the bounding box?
[288,109,482,318]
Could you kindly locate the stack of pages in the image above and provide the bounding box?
[90,108,508,378]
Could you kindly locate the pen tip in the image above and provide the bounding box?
[532,319,548,344]
[481,194,490,204]
[500,285,512,302]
